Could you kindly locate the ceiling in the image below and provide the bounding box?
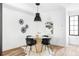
[4,3,79,12]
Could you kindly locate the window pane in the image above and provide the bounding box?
[70,21,74,25]
[74,31,78,35]
[74,16,78,21]
[69,15,79,36]
[70,31,74,34]
[74,21,78,25]
[70,16,74,21]
[70,26,74,30]
[74,26,78,30]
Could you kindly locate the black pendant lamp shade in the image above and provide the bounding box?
[34,3,41,21]
[34,13,41,21]
[36,3,40,6]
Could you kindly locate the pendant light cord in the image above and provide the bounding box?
[37,6,39,13]
[36,3,40,13]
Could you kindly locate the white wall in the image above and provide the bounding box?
[3,3,66,51]
[47,7,66,46]
[2,4,35,51]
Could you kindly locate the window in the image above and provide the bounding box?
[69,15,79,36]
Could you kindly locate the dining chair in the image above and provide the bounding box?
[41,35,51,54]
[25,35,37,55]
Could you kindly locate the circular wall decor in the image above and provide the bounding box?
[21,27,26,33]
[45,21,53,34]
[25,24,29,29]
[51,29,53,34]
[45,22,53,29]
[19,19,24,25]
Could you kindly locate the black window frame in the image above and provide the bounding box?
[69,15,79,36]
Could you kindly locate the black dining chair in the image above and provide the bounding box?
[41,35,51,54]
[25,35,37,55]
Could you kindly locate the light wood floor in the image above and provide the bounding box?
[2,47,26,56]
[2,45,79,56]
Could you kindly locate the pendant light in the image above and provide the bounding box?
[34,3,41,21]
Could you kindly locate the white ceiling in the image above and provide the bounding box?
[4,3,79,12]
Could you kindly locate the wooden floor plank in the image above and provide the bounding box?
[2,45,79,56]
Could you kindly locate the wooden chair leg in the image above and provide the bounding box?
[28,46,32,56]
[35,45,37,53]
[41,44,43,52]
[24,45,27,53]
[45,45,47,50]
[47,45,50,54]
[25,45,27,49]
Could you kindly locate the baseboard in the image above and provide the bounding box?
[50,44,65,47]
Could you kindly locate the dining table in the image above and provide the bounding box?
[33,34,51,54]
[35,35,42,53]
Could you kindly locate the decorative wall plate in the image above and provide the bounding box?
[45,21,53,34]
[25,24,29,29]
[21,27,26,33]
[45,22,53,29]
[19,19,24,25]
